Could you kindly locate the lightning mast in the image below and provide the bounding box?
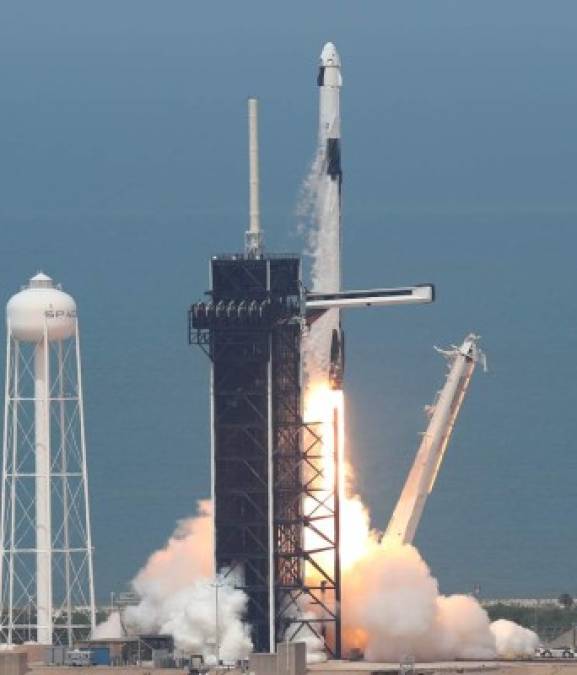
[385,334,486,546]
[245,97,263,258]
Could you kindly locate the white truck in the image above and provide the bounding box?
[536,646,576,658]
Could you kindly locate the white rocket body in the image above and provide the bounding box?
[316,42,345,389]
[318,41,342,185]
[385,334,485,546]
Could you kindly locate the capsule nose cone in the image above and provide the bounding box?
[320,41,341,68]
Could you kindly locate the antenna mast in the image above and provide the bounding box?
[245,97,263,257]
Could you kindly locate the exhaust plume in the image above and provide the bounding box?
[339,492,539,660]
[491,619,539,658]
[344,537,490,661]
[92,610,123,640]
[95,500,252,663]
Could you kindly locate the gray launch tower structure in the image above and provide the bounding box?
[189,255,332,653]
[189,99,340,654]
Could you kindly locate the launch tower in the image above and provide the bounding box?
[189,99,339,653]
[190,254,308,651]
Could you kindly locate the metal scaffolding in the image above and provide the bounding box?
[189,255,341,656]
[0,276,96,646]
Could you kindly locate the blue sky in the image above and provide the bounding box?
[1,1,576,599]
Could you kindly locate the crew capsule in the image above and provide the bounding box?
[317,41,342,87]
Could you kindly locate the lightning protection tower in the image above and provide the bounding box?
[0,272,96,646]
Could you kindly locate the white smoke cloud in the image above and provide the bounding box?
[491,619,539,658]
[129,500,213,595]
[296,147,323,245]
[94,501,252,663]
[125,578,251,663]
[283,605,327,665]
[343,539,539,661]
[343,538,491,661]
[92,610,123,640]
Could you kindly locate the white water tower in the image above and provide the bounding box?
[0,273,96,645]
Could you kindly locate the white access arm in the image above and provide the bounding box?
[384,334,485,546]
[306,285,434,312]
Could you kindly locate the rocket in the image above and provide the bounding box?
[317,41,344,390]
[311,42,434,387]
[318,41,343,184]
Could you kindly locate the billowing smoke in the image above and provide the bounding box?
[491,620,539,659]
[128,499,213,591]
[344,541,490,660]
[94,501,252,663]
[92,610,123,640]
[336,500,540,661]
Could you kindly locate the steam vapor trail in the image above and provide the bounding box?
[298,146,340,385]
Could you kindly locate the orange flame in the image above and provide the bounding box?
[303,382,376,581]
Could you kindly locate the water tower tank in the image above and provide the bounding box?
[7,272,77,342]
[0,270,96,646]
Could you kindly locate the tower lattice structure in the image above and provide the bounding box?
[189,255,341,655]
[0,273,96,646]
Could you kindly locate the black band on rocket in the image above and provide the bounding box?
[327,138,342,178]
